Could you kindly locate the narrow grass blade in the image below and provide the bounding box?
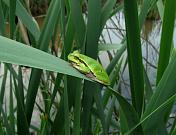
[70,0,86,48]
[156,0,176,84]
[143,68,153,102]
[12,73,29,135]
[106,97,116,131]
[64,14,75,56]
[0,0,5,35]
[51,97,64,135]
[17,66,24,106]
[82,0,103,135]
[0,66,7,112]
[108,88,143,134]
[142,49,176,133]
[124,0,144,116]
[157,0,164,19]
[101,0,116,30]
[0,121,5,134]
[72,79,82,135]
[63,76,70,135]
[9,75,15,133]
[3,0,40,41]
[9,0,16,38]
[1,107,14,135]
[126,93,176,135]
[171,125,176,135]
[82,83,96,135]
[94,88,107,134]
[106,43,126,75]
[139,0,157,29]
[103,58,123,107]
[170,118,176,134]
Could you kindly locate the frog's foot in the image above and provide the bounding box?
[86,72,95,78]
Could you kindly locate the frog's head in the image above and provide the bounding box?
[68,50,80,63]
[68,50,90,74]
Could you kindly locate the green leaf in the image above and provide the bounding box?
[25,0,61,125]
[101,0,116,30]
[0,36,91,81]
[0,0,5,35]
[9,75,15,133]
[124,0,144,116]
[12,72,29,135]
[72,79,82,135]
[143,49,176,133]
[156,0,176,84]
[98,43,123,51]
[9,0,16,38]
[3,0,40,40]
[82,1,105,135]
[70,0,86,48]
[108,88,143,135]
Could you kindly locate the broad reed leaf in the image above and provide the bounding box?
[124,0,144,116]
[0,36,90,80]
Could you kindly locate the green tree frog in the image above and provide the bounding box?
[68,50,110,86]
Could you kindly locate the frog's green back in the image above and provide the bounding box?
[78,53,110,85]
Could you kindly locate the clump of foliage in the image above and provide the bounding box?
[0,0,176,135]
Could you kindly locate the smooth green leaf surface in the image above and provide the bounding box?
[0,36,91,81]
[70,0,86,48]
[98,43,123,51]
[124,0,144,116]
